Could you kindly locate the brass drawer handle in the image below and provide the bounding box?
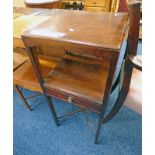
[68,96,73,103]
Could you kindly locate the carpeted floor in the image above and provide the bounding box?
[13,41,142,155]
[13,88,142,155]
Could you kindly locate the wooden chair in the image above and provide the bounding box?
[25,0,61,9]
[22,2,141,144]
[103,1,141,121]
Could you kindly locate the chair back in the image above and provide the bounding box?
[112,1,141,90]
[126,1,141,55]
[120,1,141,94]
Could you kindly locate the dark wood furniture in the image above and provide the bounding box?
[13,1,140,144]
[25,0,61,9]
[22,9,128,143]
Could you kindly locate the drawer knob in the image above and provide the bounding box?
[68,96,73,103]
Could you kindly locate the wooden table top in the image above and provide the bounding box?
[13,7,48,19]
[13,7,49,48]
[14,15,50,39]
[23,9,128,51]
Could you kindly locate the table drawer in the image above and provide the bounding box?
[45,87,100,113]
[84,0,106,7]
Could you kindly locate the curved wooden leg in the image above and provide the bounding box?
[14,85,32,111]
[43,94,60,126]
[103,61,133,124]
[94,61,133,144]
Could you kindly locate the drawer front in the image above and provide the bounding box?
[45,87,100,113]
[84,0,107,7]
[84,6,106,12]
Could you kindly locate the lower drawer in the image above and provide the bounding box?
[45,87,100,113]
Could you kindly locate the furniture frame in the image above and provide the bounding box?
[22,1,140,144]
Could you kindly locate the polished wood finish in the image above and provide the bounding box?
[25,0,61,9]
[13,7,49,49]
[44,54,110,112]
[13,14,50,48]
[22,9,128,60]
[23,9,128,51]
[22,9,128,143]
[14,15,50,39]
[13,2,141,144]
